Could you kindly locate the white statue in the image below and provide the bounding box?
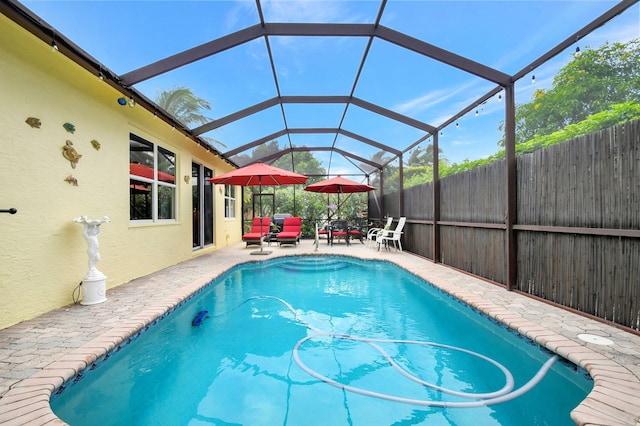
[73,216,110,279]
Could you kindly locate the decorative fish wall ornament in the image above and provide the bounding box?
[25,117,42,128]
[64,175,78,186]
[63,122,75,133]
[91,139,101,150]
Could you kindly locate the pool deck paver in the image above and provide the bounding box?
[1,241,639,425]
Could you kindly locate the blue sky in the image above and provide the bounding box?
[23,0,640,175]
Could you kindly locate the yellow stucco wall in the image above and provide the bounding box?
[0,15,242,329]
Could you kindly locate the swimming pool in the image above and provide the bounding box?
[51,256,592,425]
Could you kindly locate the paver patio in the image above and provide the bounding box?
[1,241,639,425]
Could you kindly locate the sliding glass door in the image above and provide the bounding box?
[192,162,214,249]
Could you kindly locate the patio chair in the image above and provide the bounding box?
[243,217,271,247]
[377,217,406,252]
[330,220,350,246]
[366,217,393,248]
[317,219,331,244]
[276,216,303,246]
[348,218,366,244]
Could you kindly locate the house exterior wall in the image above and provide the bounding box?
[0,15,242,329]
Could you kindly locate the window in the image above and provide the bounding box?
[224,185,236,219]
[129,134,176,221]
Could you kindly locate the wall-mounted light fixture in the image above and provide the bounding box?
[531,75,536,84]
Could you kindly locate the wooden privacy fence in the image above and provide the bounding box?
[372,119,640,331]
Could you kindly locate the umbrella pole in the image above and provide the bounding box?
[326,194,331,221]
[251,180,271,255]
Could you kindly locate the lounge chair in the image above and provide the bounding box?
[243,217,271,247]
[377,217,406,252]
[366,217,393,247]
[277,216,303,246]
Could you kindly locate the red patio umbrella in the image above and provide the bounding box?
[305,176,375,219]
[305,176,375,245]
[208,162,308,255]
[304,176,375,194]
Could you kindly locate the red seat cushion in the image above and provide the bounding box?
[277,232,299,239]
[280,217,302,232]
[277,217,302,243]
[249,217,270,233]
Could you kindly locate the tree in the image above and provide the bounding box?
[406,146,426,167]
[500,39,640,146]
[273,150,325,178]
[156,86,212,126]
[271,147,330,223]
[448,102,640,177]
[550,40,640,123]
[370,150,394,168]
[400,143,450,187]
[155,86,226,148]
[406,143,444,167]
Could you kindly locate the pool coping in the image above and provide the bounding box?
[426,279,640,426]
[1,243,639,425]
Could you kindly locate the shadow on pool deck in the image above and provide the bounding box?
[1,239,639,425]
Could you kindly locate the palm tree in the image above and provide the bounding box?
[155,86,226,148]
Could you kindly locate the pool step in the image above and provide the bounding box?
[278,258,350,272]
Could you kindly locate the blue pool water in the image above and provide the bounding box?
[51,256,592,425]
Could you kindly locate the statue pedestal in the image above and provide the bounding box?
[73,215,110,306]
[81,272,107,305]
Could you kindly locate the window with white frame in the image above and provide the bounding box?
[129,134,177,221]
[224,185,236,219]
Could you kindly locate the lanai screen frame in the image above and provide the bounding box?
[1,0,637,290]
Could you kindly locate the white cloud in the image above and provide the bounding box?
[260,0,346,23]
[394,80,478,116]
